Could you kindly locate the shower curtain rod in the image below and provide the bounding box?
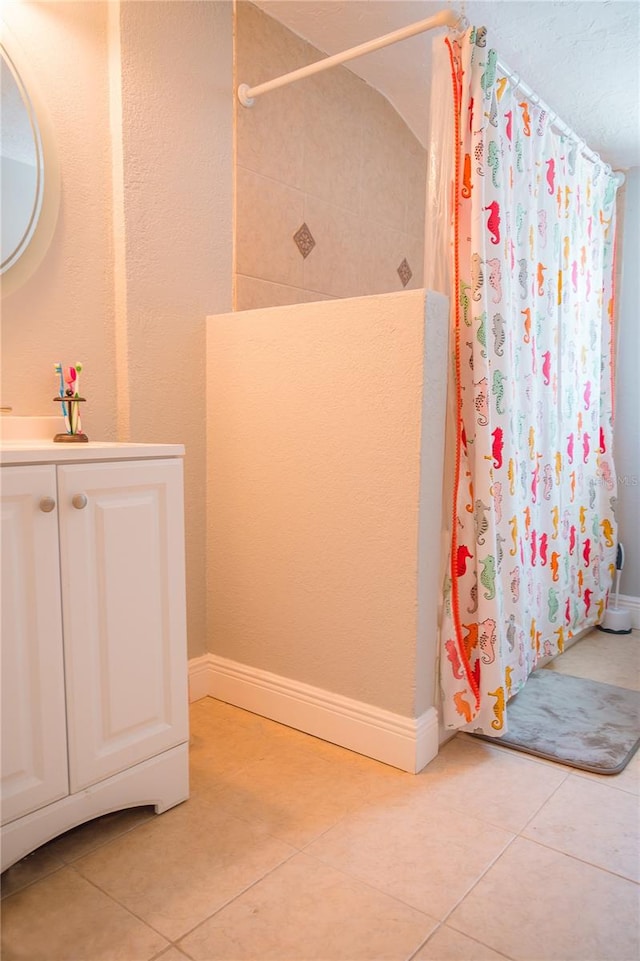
[237,11,624,186]
[237,8,468,106]
[496,57,625,185]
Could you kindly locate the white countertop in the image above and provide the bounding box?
[1,440,185,466]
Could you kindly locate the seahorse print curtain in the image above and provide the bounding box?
[440,28,620,735]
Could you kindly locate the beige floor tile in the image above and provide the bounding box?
[0,866,167,961]
[44,805,155,864]
[1,844,65,899]
[189,696,407,802]
[188,697,327,796]
[179,851,437,960]
[544,630,640,691]
[305,788,514,919]
[574,742,640,794]
[523,773,640,880]
[188,702,278,792]
[202,736,407,848]
[406,733,569,833]
[152,948,193,961]
[448,837,640,961]
[414,924,512,960]
[73,795,296,941]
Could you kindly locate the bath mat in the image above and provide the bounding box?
[471,670,640,774]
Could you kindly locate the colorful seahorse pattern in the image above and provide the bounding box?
[441,28,619,736]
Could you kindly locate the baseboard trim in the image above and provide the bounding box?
[187,654,213,703]
[617,595,640,630]
[188,654,438,774]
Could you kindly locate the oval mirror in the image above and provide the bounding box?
[1,45,43,272]
[0,31,59,295]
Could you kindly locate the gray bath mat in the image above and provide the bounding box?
[471,670,640,774]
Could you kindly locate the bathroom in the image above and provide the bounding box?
[1,2,639,959]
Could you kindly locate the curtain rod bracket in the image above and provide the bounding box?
[238,83,255,108]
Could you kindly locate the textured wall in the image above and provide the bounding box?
[1,1,116,440]
[207,290,448,717]
[234,2,427,310]
[254,1,640,169]
[1,1,234,660]
[615,169,640,598]
[118,0,233,657]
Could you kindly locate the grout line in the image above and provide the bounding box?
[515,764,572,836]
[167,847,301,947]
[150,939,196,961]
[570,766,640,797]
[56,810,156,866]
[428,768,573,931]
[67,862,173,944]
[512,834,640,886]
[1,809,155,902]
[405,920,516,961]
[235,271,335,300]
[405,922,444,961]
[300,845,441,926]
[438,832,521,929]
[0,860,67,902]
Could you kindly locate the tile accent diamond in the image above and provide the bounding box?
[293,223,316,259]
[397,258,413,288]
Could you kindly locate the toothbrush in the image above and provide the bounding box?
[74,363,83,433]
[65,363,83,434]
[54,362,68,423]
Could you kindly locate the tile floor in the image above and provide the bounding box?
[2,630,638,961]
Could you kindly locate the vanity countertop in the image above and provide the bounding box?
[0,440,185,466]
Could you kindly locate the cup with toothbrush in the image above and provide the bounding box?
[53,362,89,442]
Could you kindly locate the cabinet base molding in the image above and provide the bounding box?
[189,653,438,775]
[1,742,189,872]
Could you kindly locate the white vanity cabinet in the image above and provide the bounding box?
[1,466,69,825]
[1,444,189,871]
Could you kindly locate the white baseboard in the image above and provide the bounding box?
[187,654,213,703]
[617,595,640,630]
[188,653,438,774]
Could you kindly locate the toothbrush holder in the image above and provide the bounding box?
[53,396,89,442]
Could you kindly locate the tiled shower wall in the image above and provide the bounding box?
[234,2,427,310]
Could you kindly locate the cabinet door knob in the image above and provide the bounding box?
[72,493,88,510]
[39,496,56,513]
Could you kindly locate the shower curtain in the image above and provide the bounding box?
[440,28,620,735]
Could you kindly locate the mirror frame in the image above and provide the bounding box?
[1,24,60,297]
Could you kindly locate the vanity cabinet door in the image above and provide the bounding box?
[0,466,69,823]
[57,459,188,792]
